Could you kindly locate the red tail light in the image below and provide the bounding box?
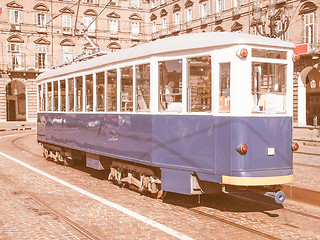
[291,142,299,151]
[236,144,248,155]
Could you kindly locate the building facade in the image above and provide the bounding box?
[0,0,319,125]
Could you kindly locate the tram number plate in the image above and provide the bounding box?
[267,147,275,156]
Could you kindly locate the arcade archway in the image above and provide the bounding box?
[6,80,26,121]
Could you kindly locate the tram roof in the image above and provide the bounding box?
[36,32,295,82]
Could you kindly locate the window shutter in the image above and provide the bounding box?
[34,12,37,25]
[35,53,39,69]
[47,53,52,68]
[19,11,23,23]
[314,23,318,44]
[10,10,14,23]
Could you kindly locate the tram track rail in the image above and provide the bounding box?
[6,132,320,239]
[0,173,101,240]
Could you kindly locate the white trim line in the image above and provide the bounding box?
[0,151,193,240]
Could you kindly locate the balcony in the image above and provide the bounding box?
[10,24,21,32]
[131,33,140,40]
[7,53,26,72]
[184,21,193,30]
[62,27,72,35]
[151,32,159,40]
[159,28,170,37]
[215,12,223,22]
[171,24,181,33]
[200,17,209,26]
[37,26,47,33]
[232,6,241,16]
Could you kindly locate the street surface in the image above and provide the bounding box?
[0,130,319,239]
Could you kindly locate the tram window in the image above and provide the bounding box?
[42,84,46,111]
[38,85,42,111]
[136,64,150,112]
[107,69,117,111]
[85,74,93,112]
[252,49,286,60]
[120,66,133,112]
[219,63,231,113]
[75,76,83,112]
[53,81,58,111]
[47,82,52,111]
[187,56,211,112]
[96,72,105,112]
[252,63,287,113]
[68,78,74,112]
[159,59,182,112]
[60,80,66,112]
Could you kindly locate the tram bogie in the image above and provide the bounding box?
[37,32,297,204]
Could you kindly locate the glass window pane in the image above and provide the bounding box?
[120,66,133,112]
[76,76,83,112]
[159,59,182,112]
[38,85,42,111]
[187,56,211,112]
[60,80,66,112]
[136,64,150,112]
[252,62,287,113]
[42,84,46,111]
[68,78,74,111]
[47,82,52,111]
[85,74,93,112]
[107,69,117,111]
[219,63,230,113]
[252,49,287,59]
[96,72,105,112]
[53,81,58,111]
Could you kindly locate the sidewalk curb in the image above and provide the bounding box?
[283,185,320,207]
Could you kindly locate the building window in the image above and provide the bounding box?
[61,46,74,63]
[233,0,241,7]
[10,10,23,24]
[151,21,157,33]
[130,0,140,8]
[304,12,318,44]
[151,0,157,8]
[174,12,181,25]
[160,0,165,5]
[186,8,193,22]
[161,17,168,30]
[83,16,95,33]
[35,45,50,70]
[34,12,46,26]
[216,0,224,13]
[131,21,140,36]
[200,2,208,18]
[62,14,72,34]
[83,0,97,4]
[109,18,119,35]
[8,43,24,70]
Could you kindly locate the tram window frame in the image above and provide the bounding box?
[53,81,59,111]
[219,62,231,113]
[107,69,118,112]
[158,59,183,113]
[75,76,83,112]
[60,79,66,112]
[85,74,94,112]
[120,66,134,112]
[47,82,52,111]
[68,77,75,112]
[251,62,287,114]
[187,56,212,113]
[136,63,150,112]
[96,71,105,112]
[38,84,42,112]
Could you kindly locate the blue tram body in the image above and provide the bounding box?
[36,32,297,203]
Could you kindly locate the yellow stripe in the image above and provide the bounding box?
[222,174,293,186]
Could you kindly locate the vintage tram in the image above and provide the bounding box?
[37,32,298,204]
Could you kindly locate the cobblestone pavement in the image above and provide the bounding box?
[0,131,320,239]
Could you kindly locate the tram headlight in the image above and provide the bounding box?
[291,142,299,151]
[236,144,248,155]
[236,48,248,59]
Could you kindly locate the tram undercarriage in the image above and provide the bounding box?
[40,142,287,203]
